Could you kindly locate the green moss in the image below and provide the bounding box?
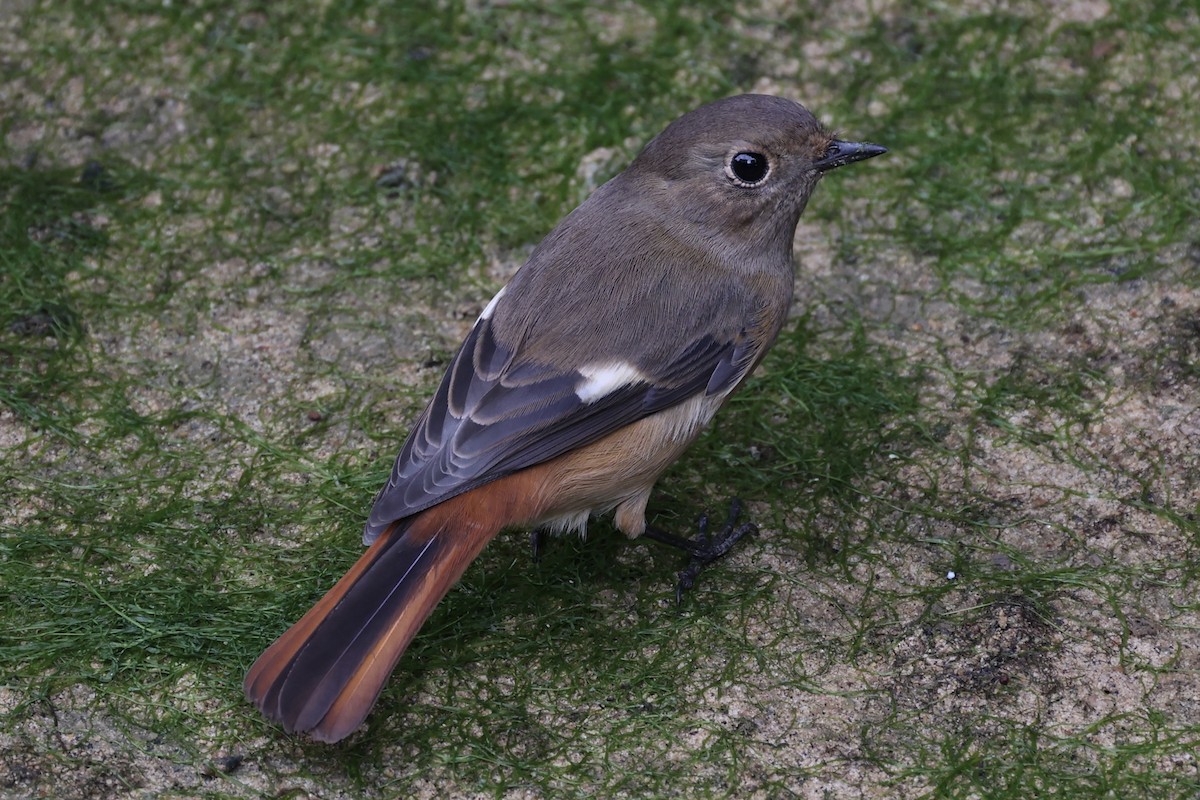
[2,0,1198,797]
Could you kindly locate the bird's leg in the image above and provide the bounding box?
[641,498,756,603]
[530,528,548,563]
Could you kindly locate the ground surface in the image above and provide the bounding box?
[1,1,1197,798]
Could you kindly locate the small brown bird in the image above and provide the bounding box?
[245,94,886,742]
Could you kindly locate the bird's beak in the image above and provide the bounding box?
[814,140,888,172]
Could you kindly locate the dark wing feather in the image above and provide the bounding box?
[363,312,754,542]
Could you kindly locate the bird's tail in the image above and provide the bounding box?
[243,501,502,743]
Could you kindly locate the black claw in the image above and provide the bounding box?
[642,498,757,603]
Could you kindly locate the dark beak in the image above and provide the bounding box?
[814,139,888,172]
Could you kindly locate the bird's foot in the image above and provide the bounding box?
[643,498,756,603]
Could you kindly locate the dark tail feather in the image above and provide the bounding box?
[244,510,499,743]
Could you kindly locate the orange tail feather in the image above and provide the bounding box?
[244,505,502,743]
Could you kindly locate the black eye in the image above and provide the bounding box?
[729,151,769,185]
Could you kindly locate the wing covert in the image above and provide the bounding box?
[363,311,753,542]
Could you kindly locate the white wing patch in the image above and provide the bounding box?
[576,361,648,403]
[478,285,508,321]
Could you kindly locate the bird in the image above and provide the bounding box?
[244,93,886,743]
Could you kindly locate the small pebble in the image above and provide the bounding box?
[217,754,244,774]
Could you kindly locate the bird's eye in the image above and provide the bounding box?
[727,151,769,186]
